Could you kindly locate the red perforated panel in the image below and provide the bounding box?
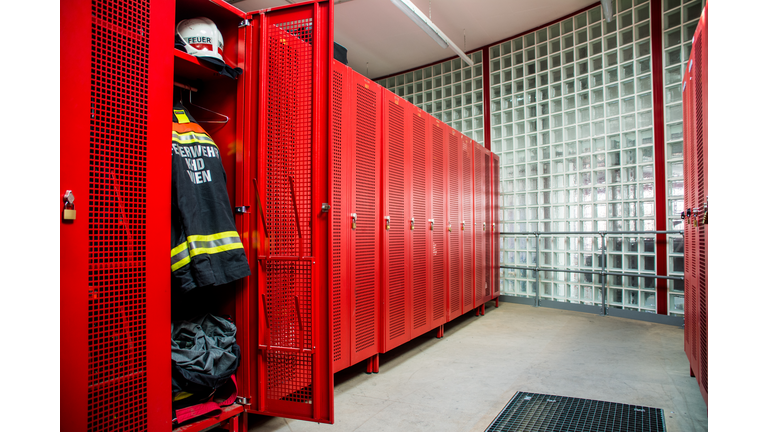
[447,132,461,319]
[385,98,408,344]
[474,145,485,306]
[87,0,151,429]
[351,77,379,357]
[484,152,492,298]
[412,113,429,333]
[462,138,474,312]
[493,155,500,296]
[431,122,446,325]
[331,63,345,367]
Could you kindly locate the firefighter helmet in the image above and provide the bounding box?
[176,17,224,61]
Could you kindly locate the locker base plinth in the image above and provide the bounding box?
[481,304,486,316]
[436,324,444,339]
[365,354,380,374]
[690,366,695,377]
[495,297,499,308]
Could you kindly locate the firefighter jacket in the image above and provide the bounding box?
[171,105,250,291]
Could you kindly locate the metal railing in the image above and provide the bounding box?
[499,230,684,316]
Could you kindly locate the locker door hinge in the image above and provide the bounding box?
[235,397,250,405]
[239,19,251,27]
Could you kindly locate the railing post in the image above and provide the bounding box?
[600,232,607,316]
[534,232,540,307]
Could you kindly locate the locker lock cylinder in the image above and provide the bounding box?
[321,203,330,213]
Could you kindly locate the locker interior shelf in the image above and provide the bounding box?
[174,49,235,82]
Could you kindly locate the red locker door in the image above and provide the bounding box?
[492,154,501,299]
[429,119,447,329]
[446,129,462,321]
[682,55,695,378]
[461,136,474,314]
[411,107,432,338]
[484,150,493,302]
[330,60,351,373]
[348,72,381,366]
[251,1,333,423]
[474,143,485,308]
[60,0,174,429]
[382,91,412,352]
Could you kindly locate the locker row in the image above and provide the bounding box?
[330,60,501,374]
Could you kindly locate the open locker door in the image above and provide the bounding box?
[247,0,333,423]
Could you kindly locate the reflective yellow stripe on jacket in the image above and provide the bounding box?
[171,231,244,272]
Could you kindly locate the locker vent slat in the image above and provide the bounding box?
[448,134,461,314]
[431,124,445,321]
[462,141,473,309]
[331,69,344,363]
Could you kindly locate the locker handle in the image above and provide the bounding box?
[461,221,465,231]
[287,175,304,257]
[492,223,495,232]
[261,293,271,350]
[448,223,452,232]
[428,219,434,230]
[410,218,415,230]
[294,295,304,351]
[384,216,390,230]
[483,222,486,231]
[351,213,357,230]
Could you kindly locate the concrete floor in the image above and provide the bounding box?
[246,302,708,432]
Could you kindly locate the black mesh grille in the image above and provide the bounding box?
[486,392,665,432]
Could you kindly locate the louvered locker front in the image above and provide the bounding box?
[473,142,485,308]
[429,119,448,330]
[348,72,381,366]
[446,129,463,321]
[410,107,432,338]
[484,150,493,302]
[381,90,412,352]
[492,153,500,300]
[461,136,475,314]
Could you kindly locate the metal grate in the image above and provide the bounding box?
[475,146,485,303]
[484,153,491,297]
[264,19,314,404]
[353,82,377,353]
[486,392,666,432]
[331,68,344,364]
[448,133,461,314]
[412,114,428,330]
[387,101,407,340]
[462,139,473,309]
[493,157,500,294]
[88,0,150,429]
[431,123,445,322]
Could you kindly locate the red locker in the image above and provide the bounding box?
[381,90,413,352]
[328,61,381,373]
[682,2,708,407]
[484,149,493,302]
[429,119,448,330]
[492,153,501,300]
[461,136,475,314]
[473,142,486,308]
[446,129,463,321]
[411,106,433,338]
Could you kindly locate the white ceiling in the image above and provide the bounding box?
[229,0,597,79]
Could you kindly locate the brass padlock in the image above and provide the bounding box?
[351,213,357,230]
[63,190,76,221]
[448,223,452,232]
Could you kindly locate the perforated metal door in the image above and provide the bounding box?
[349,73,380,364]
[411,110,430,337]
[474,144,485,307]
[60,0,173,429]
[461,137,474,313]
[430,120,446,329]
[447,130,462,321]
[382,92,411,351]
[493,154,500,298]
[484,151,492,300]
[252,0,333,422]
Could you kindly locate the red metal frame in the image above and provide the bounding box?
[682,2,708,407]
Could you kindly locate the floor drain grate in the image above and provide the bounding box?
[485,392,666,432]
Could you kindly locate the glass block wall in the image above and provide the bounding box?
[662,0,704,317]
[492,0,670,313]
[378,52,485,144]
